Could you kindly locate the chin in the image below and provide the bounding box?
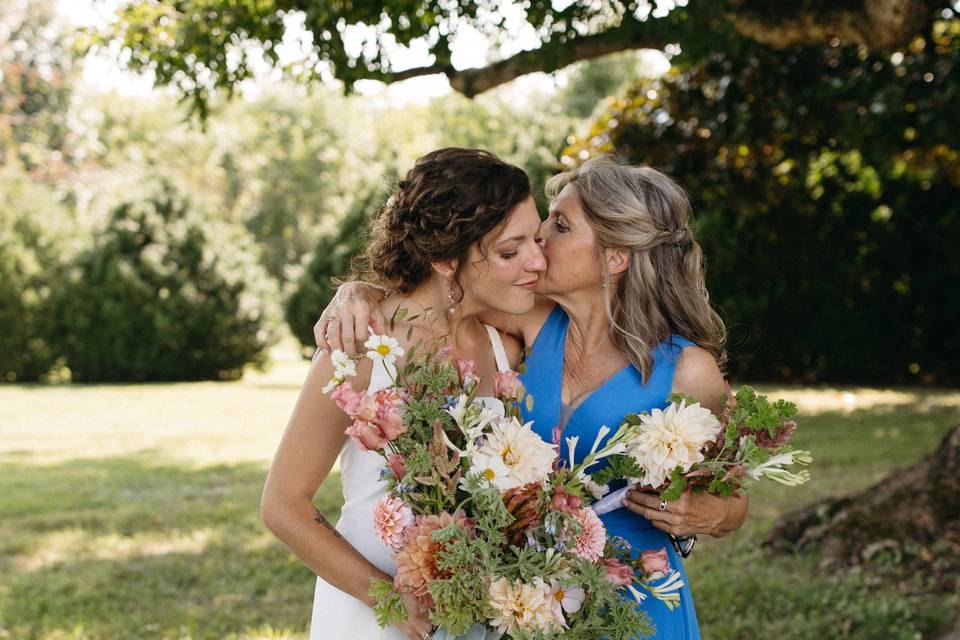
[496,291,536,315]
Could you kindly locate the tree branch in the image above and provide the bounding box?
[728,0,944,51]
[362,15,688,97]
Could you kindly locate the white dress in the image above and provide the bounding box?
[309,325,513,639]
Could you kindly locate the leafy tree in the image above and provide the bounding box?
[0,0,75,174]
[96,0,947,116]
[50,183,279,382]
[565,15,960,384]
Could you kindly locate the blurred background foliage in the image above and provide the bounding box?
[1,0,957,385]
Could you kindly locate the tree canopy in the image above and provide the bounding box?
[96,0,949,117]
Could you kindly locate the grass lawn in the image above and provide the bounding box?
[1,347,958,639]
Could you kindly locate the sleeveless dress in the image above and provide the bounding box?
[520,305,701,640]
[309,325,513,639]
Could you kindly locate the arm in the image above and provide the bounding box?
[260,355,431,638]
[622,345,749,538]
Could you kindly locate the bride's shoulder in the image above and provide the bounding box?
[497,331,525,370]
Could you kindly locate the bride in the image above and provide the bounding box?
[259,148,546,640]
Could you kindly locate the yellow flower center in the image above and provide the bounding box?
[501,446,518,466]
[554,589,565,602]
[376,344,392,356]
[484,468,497,481]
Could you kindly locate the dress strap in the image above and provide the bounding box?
[483,324,512,372]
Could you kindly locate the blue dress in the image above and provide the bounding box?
[520,305,700,640]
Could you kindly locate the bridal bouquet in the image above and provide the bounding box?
[590,386,813,516]
[323,334,681,640]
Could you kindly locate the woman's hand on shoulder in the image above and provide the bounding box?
[672,345,727,416]
[314,282,389,356]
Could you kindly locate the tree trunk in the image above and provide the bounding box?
[765,425,960,591]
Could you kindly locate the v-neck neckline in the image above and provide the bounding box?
[558,315,632,418]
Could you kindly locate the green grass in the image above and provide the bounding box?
[1,352,958,639]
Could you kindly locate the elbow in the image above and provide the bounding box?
[259,486,287,537]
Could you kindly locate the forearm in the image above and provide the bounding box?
[262,496,390,605]
[710,494,749,538]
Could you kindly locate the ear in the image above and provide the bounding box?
[431,258,458,280]
[605,247,630,276]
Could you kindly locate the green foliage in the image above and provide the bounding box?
[590,454,646,487]
[429,532,492,634]
[369,577,407,628]
[568,15,960,384]
[0,169,75,381]
[95,0,679,117]
[0,0,76,175]
[49,183,279,382]
[283,184,384,352]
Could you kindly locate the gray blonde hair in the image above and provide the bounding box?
[545,155,726,381]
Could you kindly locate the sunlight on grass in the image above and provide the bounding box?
[0,343,312,467]
[14,527,221,572]
[766,385,960,415]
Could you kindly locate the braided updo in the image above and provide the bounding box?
[359,148,532,295]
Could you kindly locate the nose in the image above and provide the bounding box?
[527,240,547,273]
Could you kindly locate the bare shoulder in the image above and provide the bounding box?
[672,345,727,415]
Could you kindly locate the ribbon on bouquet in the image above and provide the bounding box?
[590,482,697,557]
[591,483,634,516]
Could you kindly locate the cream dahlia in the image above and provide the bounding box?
[626,399,722,488]
[488,576,557,635]
[476,417,557,491]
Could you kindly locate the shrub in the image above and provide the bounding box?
[51,184,279,382]
[0,170,73,382]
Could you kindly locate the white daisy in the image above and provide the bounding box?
[364,334,405,366]
[330,350,357,379]
[467,452,513,491]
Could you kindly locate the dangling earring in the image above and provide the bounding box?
[447,281,459,315]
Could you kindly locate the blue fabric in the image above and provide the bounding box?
[520,305,700,640]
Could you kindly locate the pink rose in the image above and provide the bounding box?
[550,486,583,515]
[492,371,523,399]
[387,454,407,482]
[371,389,406,440]
[353,393,378,422]
[330,382,362,414]
[640,548,672,579]
[376,404,407,440]
[602,558,634,586]
[345,419,389,451]
[455,359,479,385]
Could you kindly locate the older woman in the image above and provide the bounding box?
[317,156,748,638]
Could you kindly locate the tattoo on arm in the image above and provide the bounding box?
[314,508,342,538]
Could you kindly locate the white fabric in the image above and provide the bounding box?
[484,324,511,372]
[309,326,511,639]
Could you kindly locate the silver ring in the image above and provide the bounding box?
[420,633,432,640]
[659,499,667,512]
